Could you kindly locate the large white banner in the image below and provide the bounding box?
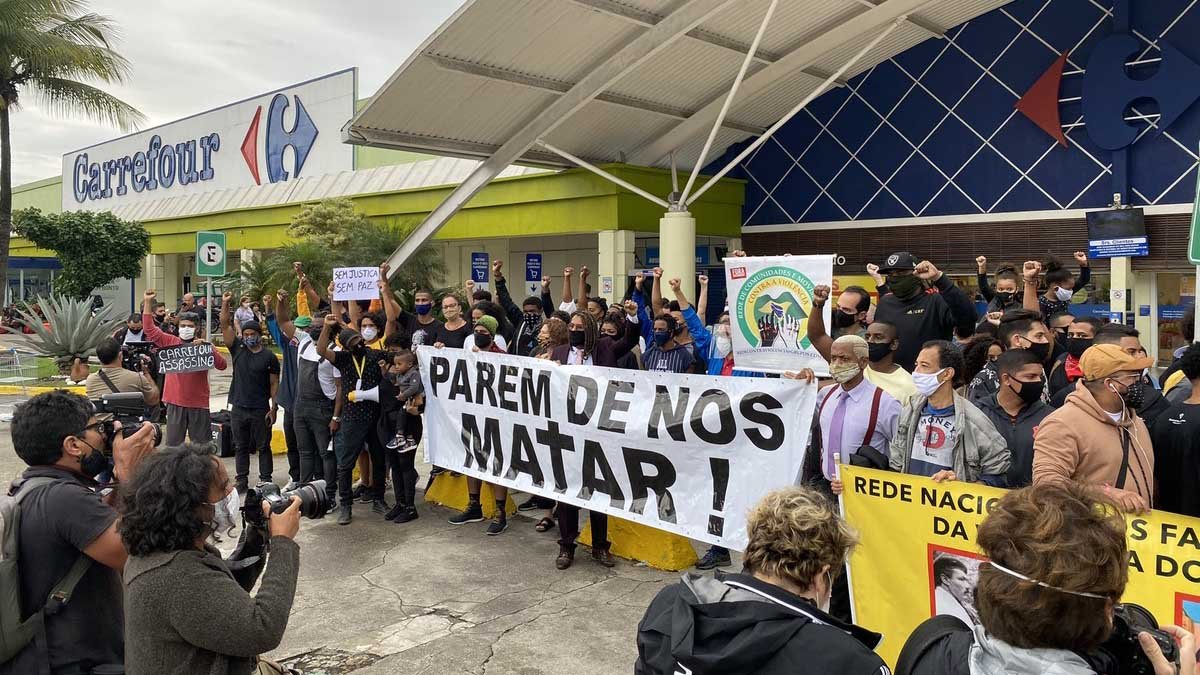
[725,255,833,375]
[418,348,817,550]
[62,69,356,212]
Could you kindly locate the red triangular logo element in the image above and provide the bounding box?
[1015,52,1069,147]
[241,106,262,185]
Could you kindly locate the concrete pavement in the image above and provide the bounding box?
[0,359,705,674]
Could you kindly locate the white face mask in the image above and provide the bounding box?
[912,368,947,398]
[178,326,196,341]
[715,334,732,357]
[210,488,239,535]
[360,326,378,342]
[1054,286,1074,302]
[818,569,833,613]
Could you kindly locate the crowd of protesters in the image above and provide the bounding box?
[7,245,1200,675]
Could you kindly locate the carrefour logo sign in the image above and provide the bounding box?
[72,134,221,203]
[63,69,354,211]
[71,94,318,205]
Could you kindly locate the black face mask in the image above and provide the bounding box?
[522,312,542,328]
[832,311,858,329]
[1008,379,1044,407]
[1023,339,1051,363]
[889,274,924,300]
[568,330,586,348]
[76,437,110,477]
[1065,337,1092,359]
[1119,378,1147,410]
[474,333,492,349]
[868,342,893,363]
[994,291,1015,306]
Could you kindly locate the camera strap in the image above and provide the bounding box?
[97,369,121,395]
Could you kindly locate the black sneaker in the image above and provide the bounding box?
[394,507,419,524]
[448,503,484,525]
[695,548,731,570]
[383,503,405,521]
[336,504,352,526]
[371,499,389,515]
[517,496,540,512]
[486,518,508,536]
[356,490,375,504]
[351,483,367,500]
[385,433,404,450]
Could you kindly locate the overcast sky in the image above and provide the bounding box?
[11,0,465,185]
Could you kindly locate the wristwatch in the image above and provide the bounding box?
[331,416,341,422]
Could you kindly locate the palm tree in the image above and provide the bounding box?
[0,0,145,294]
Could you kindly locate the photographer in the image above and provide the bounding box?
[85,338,160,409]
[636,486,887,674]
[2,391,157,675]
[897,483,1196,675]
[120,444,300,675]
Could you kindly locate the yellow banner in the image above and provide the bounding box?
[841,465,1200,667]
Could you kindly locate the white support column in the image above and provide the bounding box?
[598,230,636,306]
[1110,256,1133,323]
[660,212,697,301]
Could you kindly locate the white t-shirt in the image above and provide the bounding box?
[910,411,958,472]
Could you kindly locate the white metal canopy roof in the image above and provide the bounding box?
[347,0,1011,172]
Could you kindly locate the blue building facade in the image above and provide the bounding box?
[731,0,1200,364]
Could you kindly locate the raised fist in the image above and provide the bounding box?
[324,314,339,327]
[465,279,476,291]
[976,256,987,273]
[540,276,550,291]
[379,262,391,278]
[276,289,288,302]
[492,260,503,274]
[652,267,664,279]
[731,250,747,258]
[222,291,233,302]
[698,274,709,286]
[624,300,638,316]
[1073,250,1088,266]
[563,266,575,277]
[143,289,157,300]
[580,266,590,279]
[915,261,941,281]
[668,277,682,291]
[1022,260,1042,282]
[812,285,831,306]
[866,263,883,284]
[292,261,303,275]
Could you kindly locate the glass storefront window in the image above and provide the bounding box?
[1156,273,1194,365]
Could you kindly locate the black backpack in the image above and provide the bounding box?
[895,615,974,675]
[0,477,92,664]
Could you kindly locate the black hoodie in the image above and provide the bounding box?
[635,571,890,675]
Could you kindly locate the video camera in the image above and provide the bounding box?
[1086,603,1179,675]
[91,392,164,449]
[241,480,329,529]
[121,341,155,372]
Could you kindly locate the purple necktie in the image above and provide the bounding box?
[825,393,848,480]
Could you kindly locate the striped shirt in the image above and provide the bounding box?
[642,344,694,373]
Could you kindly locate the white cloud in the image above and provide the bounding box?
[10,0,464,185]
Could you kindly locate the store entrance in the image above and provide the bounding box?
[1155,272,1196,366]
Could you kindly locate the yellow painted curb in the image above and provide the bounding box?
[424,473,518,518]
[0,384,85,396]
[581,514,699,571]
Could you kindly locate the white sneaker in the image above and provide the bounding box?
[283,481,297,491]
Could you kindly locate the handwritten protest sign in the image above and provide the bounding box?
[332,267,380,301]
[418,348,816,549]
[158,343,215,374]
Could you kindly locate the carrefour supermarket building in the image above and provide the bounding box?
[12,0,1200,366]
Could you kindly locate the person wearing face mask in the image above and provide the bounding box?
[889,341,1010,486]
[318,314,390,525]
[976,349,1052,488]
[966,311,1051,405]
[221,294,281,493]
[642,314,695,373]
[1090,324,1172,427]
[873,252,978,371]
[120,444,302,675]
[809,286,914,404]
[1033,343,1155,513]
[4,391,157,675]
[788,336,900,496]
[432,294,472,349]
[832,286,872,338]
[635,486,888,675]
[1047,316,1101,406]
[141,289,227,447]
[1044,253,1089,319]
[491,259,546,357]
[974,259,1023,332]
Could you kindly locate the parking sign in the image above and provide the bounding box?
[196,231,227,277]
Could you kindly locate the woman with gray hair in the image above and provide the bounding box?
[634,486,888,674]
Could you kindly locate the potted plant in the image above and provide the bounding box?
[14,296,124,380]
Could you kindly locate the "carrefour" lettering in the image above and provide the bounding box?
[72,133,220,204]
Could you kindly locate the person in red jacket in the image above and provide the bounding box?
[141,289,227,446]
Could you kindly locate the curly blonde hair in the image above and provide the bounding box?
[742,487,859,590]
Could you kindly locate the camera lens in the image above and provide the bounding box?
[279,480,329,519]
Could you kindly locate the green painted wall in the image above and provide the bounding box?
[8,163,744,258]
[12,176,62,214]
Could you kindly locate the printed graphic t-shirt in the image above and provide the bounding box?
[908,403,958,477]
